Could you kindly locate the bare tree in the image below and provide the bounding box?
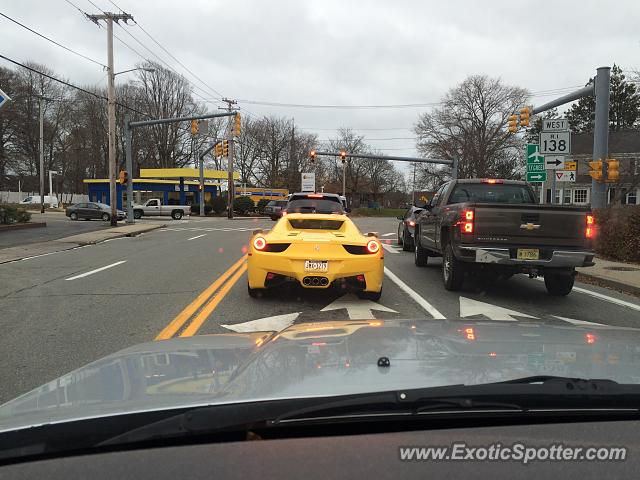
[414,75,529,182]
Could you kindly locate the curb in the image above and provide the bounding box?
[0,222,46,231]
[0,224,166,264]
[576,272,640,296]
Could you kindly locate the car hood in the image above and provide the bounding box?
[2,319,640,433]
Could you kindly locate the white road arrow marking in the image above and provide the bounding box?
[381,232,396,237]
[222,312,300,333]
[321,293,397,319]
[381,243,399,254]
[459,297,537,321]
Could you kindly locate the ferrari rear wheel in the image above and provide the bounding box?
[247,283,264,298]
[357,289,382,301]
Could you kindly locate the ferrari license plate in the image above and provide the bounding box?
[304,260,328,272]
[517,248,539,260]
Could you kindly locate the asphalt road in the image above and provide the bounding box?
[0,211,114,248]
[1,215,640,403]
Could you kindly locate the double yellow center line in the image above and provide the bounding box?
[155,255,247,340]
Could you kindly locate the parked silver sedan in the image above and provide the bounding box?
[65,202,126,221]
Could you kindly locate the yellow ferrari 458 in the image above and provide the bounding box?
[247,213,383,300]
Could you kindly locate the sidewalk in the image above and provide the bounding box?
[577,257,640,296]
[0,223,165,264]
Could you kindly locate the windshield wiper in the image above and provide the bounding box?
[97,379,640,448]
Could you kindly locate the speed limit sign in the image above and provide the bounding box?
[539,131,571,155]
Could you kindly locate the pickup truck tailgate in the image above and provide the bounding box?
[472,204,589,247]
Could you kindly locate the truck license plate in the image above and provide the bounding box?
[517,248,539,260]
[304,260,328,272]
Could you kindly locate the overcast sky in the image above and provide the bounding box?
[2,0,639,163]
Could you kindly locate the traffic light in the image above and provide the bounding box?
[588,160,603,181]
[214,143,223,157]
[507,114,518,133]
[309,150,316,163]
[519,106,531,127]
[190,120,198,136]
[118,170,128,185]
[606,159,619,182]
[222,140,229,157]
[233,114,241,136]
[340,151,347,162]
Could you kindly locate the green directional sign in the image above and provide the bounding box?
[526,171,547,182]
[527,163,545,172]
[526,143,545,165]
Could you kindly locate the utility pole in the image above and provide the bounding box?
[591,67,611,209]
[38,96,44,214]
[411,162,416,205]
[87,12,134,226]
[221,98,237,219]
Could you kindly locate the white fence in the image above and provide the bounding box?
[0,191,88,204]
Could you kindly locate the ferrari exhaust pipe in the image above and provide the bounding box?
[303,277,311,286]
[311,277,320,286]
[320,277,329,286]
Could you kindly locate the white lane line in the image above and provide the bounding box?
[21,251,64,261]
[381,232,396,237]
[187,234,207,241]
[383,267,445,319]
[535,277,640,312]
[65,260,127,281]
[382,243,399,254]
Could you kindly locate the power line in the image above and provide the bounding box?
[0,53,150,117]
[0,12,107,68]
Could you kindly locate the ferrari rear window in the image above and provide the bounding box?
[288,219,344,230]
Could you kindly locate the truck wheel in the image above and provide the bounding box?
[544,272,575,296]
[171,210,183,220]
[397,225,403,246]
[443,243,464,291]
[101,213,110,222]
[133,209,143,219]
[414,227,428,267]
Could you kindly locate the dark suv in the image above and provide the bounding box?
[283,193,346,215]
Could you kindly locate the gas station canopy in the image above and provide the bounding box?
[139,168,239,180]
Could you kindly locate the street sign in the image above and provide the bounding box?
[526,171,547,182]
[0,87,11,111]
[527,163,545,172]
[542,118,569,132]
[545,155,565,170]
[554,170,576,182]
[526,144,545,165]
[540,131,571,154]
[564,161,577,171]
[301,172,315,192]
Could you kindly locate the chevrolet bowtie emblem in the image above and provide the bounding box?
[520,223,540,231]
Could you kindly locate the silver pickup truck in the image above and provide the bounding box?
[133,199,191,220]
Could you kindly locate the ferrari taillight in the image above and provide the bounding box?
[253,236,266,251]
[366,240,380,254]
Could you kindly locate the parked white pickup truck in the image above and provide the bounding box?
[133,199,191,220]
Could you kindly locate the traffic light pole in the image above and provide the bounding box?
[124,111,236,222]
[124,113,134,223]
[591,67,610,209]
[524,67,610,209]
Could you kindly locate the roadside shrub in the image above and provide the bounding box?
[594,206,640,263]
[0,205,31,224]
[233,196,255,214]
[256,198,270,213]
[211,196,227,214]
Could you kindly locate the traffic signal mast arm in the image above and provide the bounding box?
[308,151,454,165]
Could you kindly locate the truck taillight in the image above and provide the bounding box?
[460,209,474,234]
[585,213,596,238]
